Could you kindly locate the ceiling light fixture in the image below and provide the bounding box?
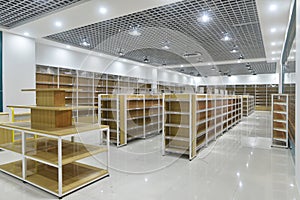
[197,73,202,77]
[180,69,184,72]
[245,63,251,68]
[198,12,210,23]
[211,66,216,71]
[23,32,29,36]
[129,25,141,36]
[221,32,232,41]
[230,45,239,53]
[162,41,170,50]
[66,45,71,49]
[117,48,125,56]
[238,54,244,60]
[269,4,278,11]
[270,28,276,33]
[99,7,107,14]
[80,38,90,47]
[143,56,149,63]
[55,21,62,27]
[271,42,276,46]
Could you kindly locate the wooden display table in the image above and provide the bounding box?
[0,88,109,198]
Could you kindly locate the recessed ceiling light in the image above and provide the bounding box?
[180,65,184,67]
[272,57,279,61]
[289,56,295,59]
[99,7,107,14]
[198,12,210,23]
[221,33,232,41]
[292,49,296,53]
[269,4,277,11]
[270,28,276,33]
[80,39,90,47]
[144,56,149,63]
[23,32,29,36]
[162,44,170,50]
[66,45,71,49]
[271,42,276,46]
[271,51,276,54]
[55,21,62,27]
[230,49,238,53]
[129,26,141,36]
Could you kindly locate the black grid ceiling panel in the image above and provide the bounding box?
[0,0,86,28]
[46,0,266,66]
[172,62,276,76]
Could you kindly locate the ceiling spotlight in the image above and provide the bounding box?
[270,28,276,33]
[211,66,216,71]
[180,69,184,72]
[66,45,71,49]
[227,74,231,77]
[218,70,222,73]
[55,21,62,27]
[162,62,167,66]
[248,67,252,71]
[143,56,150,63]
[23,32,29,36]
[129,25,141,36]
[180,65,184,67]
[80,38,90,47]
[118,49,125,56]
[271,42,276,46]
[269,4,277,11]
[162,41,170,50]
[252,72,257,75]
[99,7,107,14]
[245,63,251,68]
[198,12,210,23]
[230,45,239,53]
[197,73,202,77]
[221,33,232,41]
[238,54,244,60]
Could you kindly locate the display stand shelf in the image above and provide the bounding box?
[162,94,242,160]
[271,94,288,148]
[0,88,110,198]
[99,94,162,147]
[242,95,255,117]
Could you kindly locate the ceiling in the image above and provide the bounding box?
[46,0,267,69]
[0,0,86,28]
[1,0,294,77]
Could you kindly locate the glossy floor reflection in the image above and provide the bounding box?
[0,111,298,199]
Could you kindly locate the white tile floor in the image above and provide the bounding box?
[0,111,299,200]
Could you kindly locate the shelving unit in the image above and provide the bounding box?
[271,94,288,148]
[0,88,110,198]
[242,95,255,116]
[162,94,242,160]
[99,94,162,147]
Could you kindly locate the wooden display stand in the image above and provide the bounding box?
[0,88,110,198]
[242,95,255,116]
[271,94,288,148]
[98,94,162,147]
[162,94,242,160]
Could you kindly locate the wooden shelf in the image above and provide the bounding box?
[0,160,108,194]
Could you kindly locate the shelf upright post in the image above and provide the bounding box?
[57,67,60,88]
[189,94,192,160]
[124,95,128,145]
[76,70,79,122]
[58,137,63,197]
[271,94,274,145]
[205,94,208,147]
[117,94,120,147]
[92,72,95,123]
[106,128,110,171]
[214,95,217,140]
[286,96,289,148]
[21,131,26,180]
[143,94,146,139]
[162,93,165,156]
[98,95,103,144]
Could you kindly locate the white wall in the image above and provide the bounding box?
[195,74,282,86]
[36,43,195,85]
[3,32,35,112]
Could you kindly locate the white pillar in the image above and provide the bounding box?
[295,0,300,192]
